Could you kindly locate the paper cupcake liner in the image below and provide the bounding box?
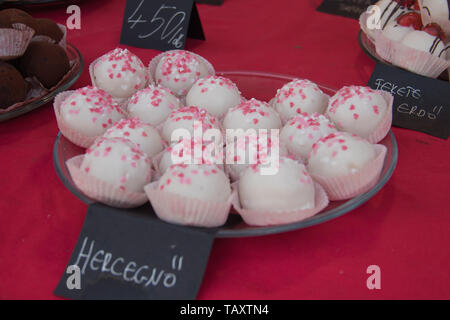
[366,90,393,144]
[144,181,232,227]
[418,0,450,39]
[0,24,35,60]
[148,50,216,98]
[67,155,148,208]
[53,91,98,148]
[376,30,450,78]
[232,182,329,226]
[31,23,67,49]
[311,144,387,201]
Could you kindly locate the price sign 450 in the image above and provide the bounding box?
[128,0,186,48]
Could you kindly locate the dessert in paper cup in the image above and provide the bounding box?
[232,157,329,226]
[0,24,35,60]
[148,50,215,98]
[89,48,149,102]
[31,23,67,49]
[326,86,394,144]
[145,164,232,227]
[307,132,387,201]
[66,137,152,208]
[53,87,126,148]
[418,0,450,38]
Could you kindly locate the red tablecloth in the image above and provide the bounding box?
[0,0,449,300]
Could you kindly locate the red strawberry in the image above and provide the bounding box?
[396,0,415,7]
[423,23,445,41]
[397,12,423,30]
[413,1,420,11]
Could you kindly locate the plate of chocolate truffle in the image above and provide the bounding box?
[0,8,83,121]
[358,0,449,80]
[53,48,398,238]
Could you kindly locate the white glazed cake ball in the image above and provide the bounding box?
[307,132,376,178]
[225,133,288,181]
[158,163,231,203]
[273,79,329,122]
[103,118,164,158]
[382,21,413,41]
[159,138,224,174]
[223,98,282,138]
[81,137,152,192]
[375,0,412,30]
[238,157,315,211]
[60,86,125,138]
[92,48,148,99]
[161,106,220,144]
[185,75,241,118]
[422,0,449,21]
[326,86,388,140]
[400,30,447,58]
[127,85,182,127]
[154,50,211,96]
[280,113,337,162]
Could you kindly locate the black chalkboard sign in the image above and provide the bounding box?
[195,0,224,5]
[368,63,450,139]
[54,203,216,300]
[120,0,205,51]
[317,0,377,20]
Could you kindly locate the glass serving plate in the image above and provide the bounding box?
[358,30,388,64]
[0,43,83,122]
[53,71,398,238]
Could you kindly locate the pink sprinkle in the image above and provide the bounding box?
[353,113,359,120]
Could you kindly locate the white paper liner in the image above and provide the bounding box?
[0,23,35,60]
[375,31,450,78]
[67,155,149,208]
[148,50,216,98]
[310,144,387,201]
[366,90,393,144]
[418,0,450,39]
[31,23,67,50]
[53,91,99,148]
[144,181,233,227]
[232,182,329,226]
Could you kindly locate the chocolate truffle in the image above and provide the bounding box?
[19,41,70,89]
[0,9,34,29]
[0,61,28,109]
[33,18,64,43]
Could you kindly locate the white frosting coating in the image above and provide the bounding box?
[382,21,413,41]
[161,106,220,144]
[307,132,376,178]
[158,164,231,202]
[60,86,125,137]
[273,79,329,122]
[155,51,210,96]
[103,118,164,158]
[225,133,287,181]
[401,30,446,57]
[186,75,242,118]
[280,113,337,162]
[127,85,182,126]
[81,137,152,192]
[93,48,148,99]
[238,157,315,211]
[222,98,282,137]
[326,86,387,140]
[422,0,449,21]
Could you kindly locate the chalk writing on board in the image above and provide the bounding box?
[397,104,443,121]
[127,1,187,48]
[373,78,422,100]
[74,236,182,288]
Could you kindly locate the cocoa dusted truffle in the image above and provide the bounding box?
[33,18,63,43]
[0,61,28,109]
[19,41,69,89]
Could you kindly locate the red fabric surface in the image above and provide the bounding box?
[0,0,449,300]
